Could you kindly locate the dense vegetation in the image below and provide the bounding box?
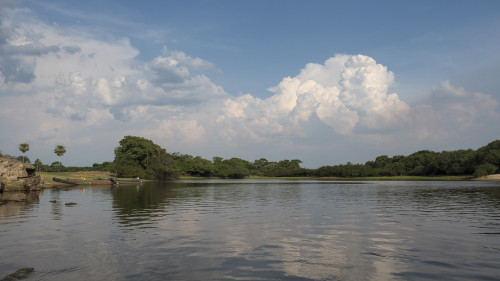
[109,137,499,179]
[108,136,174,179]
[313,144,500,178]
[2,138,499,179]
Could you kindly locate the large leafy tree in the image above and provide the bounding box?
[213,157,250,178]
[19,143,29,163]
[112,136,174,179]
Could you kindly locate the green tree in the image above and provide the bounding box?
[171,154,214,176]
[213,157,250,178]
[15,156,31,163]
[34,158,43,172]
[172,153,195,175]
[212,156,223,165]
[191,156,214,176]
[19,143,29,163]
[112,136,174,179]
[473,163,498,178]
[54,145,66,170]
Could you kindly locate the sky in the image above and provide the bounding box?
[1,0,499,168]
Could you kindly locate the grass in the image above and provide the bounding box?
[184,175,473,181]
[36,172,475,187]
[270,175,471,181]
[38,171,113,187]
[335,175,472,181]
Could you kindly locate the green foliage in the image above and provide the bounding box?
[260,159,307,177]
[54,145,66,157]
[5,138,497,179]
[19,143,29,153]
[54,145,66,170]
[111,136,174,180]
[34,158,43,172]
[313,140,500,178]
[473,163,499,178]
[215,158,250,178]
[15,156,31,163]
[171,153,213,176]
[92,161,112,171]
[19,143,29,163]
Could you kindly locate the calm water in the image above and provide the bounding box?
[1,180,500,280]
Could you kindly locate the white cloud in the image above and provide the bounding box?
[1,3,499,168]
[161,46,216,72]
[141,119,206,146]
[408,81,500,138]
[0,4,229,125]
[213,54,411,141]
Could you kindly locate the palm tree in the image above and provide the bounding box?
[34,158,43,172]
[19,143,30,163]
[54,145,66,170]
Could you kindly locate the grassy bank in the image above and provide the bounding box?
[38,171,113,187]
[187,175,474,181]
[335,175,473,181]
[37,172,486,187]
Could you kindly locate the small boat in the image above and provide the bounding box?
[53,177,117,185]
[53,177,80,184]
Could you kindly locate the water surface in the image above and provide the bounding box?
[1,180,500,280]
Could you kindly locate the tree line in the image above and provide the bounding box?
[109,136,500,180]
[3,136,499,179]
[107,136,308,179]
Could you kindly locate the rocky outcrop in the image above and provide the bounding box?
[0,191,40,203]
[0,157,44,201]
[1,267,34,281]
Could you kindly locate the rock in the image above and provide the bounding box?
[0,191,40,203]
[1,267,34,281]
[22,175,42,191]
[0,157,33,180]
[0,157,44,194]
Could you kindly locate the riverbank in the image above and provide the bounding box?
[185,174,499,181]
[475,174,500,181]
[38,171,114,187]
[37,172,500,187]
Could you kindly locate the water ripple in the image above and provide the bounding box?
[1,180,500,280]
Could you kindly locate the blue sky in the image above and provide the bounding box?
[1,0,499,168]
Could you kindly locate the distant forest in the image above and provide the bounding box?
[111,137,499,179]
[3,136,499,179]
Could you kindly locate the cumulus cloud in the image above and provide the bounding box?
[406,80,500,141]
[161,46,216,72]
[213,54,411,141]
[1,3,499,167]
[0,3,227,124]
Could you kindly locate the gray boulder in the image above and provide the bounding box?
[0,157,44,201]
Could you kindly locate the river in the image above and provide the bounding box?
[1,180,500,280]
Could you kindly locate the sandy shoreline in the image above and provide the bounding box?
[475,174,500,181]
